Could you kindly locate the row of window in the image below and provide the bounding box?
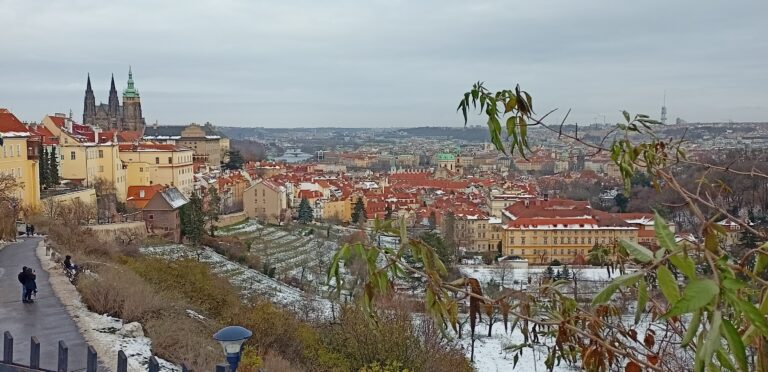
[1,144,22,158]
[154,155,193,165]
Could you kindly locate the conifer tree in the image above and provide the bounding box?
[351,197,367,224]
[49,147,59,187]
[38,145,49,189]
[298,197,314,224]
[206,186,221,236]
[181,192,206,247]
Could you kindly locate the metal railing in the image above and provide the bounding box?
[1,331,232,372]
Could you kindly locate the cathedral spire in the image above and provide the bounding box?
[108,73,120,124]
[83,73,96,125]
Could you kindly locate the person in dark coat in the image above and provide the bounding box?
[18,266,27,301]
[30,224,35,236]
[22,268,37,303]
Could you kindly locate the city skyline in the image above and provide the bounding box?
[1,0,766,127]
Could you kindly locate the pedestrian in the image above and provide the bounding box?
[30,224,35,236]
[22,267,37,303]
[25,224,30,237]
[17,266,27,302]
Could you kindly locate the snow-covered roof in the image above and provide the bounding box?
[160,187,189,209]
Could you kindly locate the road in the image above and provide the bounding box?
[0,237,90,371]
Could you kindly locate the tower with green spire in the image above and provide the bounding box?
[122,66,146,132]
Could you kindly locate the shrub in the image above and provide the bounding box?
[77,267,170,323]
[126,257,242,321]
[144,314,222,371]
[203,235,261,270]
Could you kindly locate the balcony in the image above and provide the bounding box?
[26,138,41,160]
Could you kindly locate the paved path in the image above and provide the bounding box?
[0,238,89,371]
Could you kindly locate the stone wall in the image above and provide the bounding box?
[214,211,248,227]
[87,221,147,244]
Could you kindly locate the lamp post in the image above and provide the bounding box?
[213,326,252,371]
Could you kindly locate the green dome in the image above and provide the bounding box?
[123,67,140,98]
[436,153,455,161]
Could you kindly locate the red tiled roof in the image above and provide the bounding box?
[47,115,66,128]
[0,109,31,134]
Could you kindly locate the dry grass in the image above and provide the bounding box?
[77,267,170,323]
[144,315,222,370]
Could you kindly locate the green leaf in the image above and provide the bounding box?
[591,272,643,305]
[619,239,654,263]
[657,265,680,303]
[694,310,722,372]
[665,279,718,318]
[654,212,678,252]
[669,252,697,279]
[681,309,701,346]
[732,296,768,337]
[504,96,517,113]
[721,319,748,372]
[715,349,737,372]
[622,110,631,123]
[635,278,648,324]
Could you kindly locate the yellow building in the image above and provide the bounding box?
[0,109,40,207]
[321,198,351,223]
[243,180,288,224]
[40,115,127,201]
[119,144,195,196]
[500,199,639,264]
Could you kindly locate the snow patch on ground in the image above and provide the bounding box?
[37,241,179,372]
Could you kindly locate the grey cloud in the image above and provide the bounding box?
[0,0,766,127]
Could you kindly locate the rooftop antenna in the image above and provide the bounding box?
[660,90,668,125]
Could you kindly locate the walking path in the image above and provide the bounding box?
[0,237,89,371]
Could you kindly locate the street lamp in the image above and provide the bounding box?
[213,326,252,371]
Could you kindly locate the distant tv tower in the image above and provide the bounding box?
[660,91,668,124]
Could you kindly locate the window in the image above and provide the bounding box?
[98,150,104,158]
[155,157,160,164]
[70,151,76,160]
[148,214,154,220]
[168,157,173,164]
[543,237,548,245]
[139,167,143,172]
[98,165,104,172]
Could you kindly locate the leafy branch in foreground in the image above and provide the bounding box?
[329,83,768,371]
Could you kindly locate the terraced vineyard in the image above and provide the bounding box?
[219,219,343,286]
[140,244,332,316]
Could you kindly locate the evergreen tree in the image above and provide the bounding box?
[544,266,555,280]
[206,186,221,237]
[49,147,59,187]
[224,149,245,170]
[560,265,571,280]
[297,197,314,224]
[38,145,49,189]
[351,197,367,224]
[384,204,393,220]
[614,193,629,213]
[428,211,437,229]
[181,192,206,247]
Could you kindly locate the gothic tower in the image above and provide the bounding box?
[108,74,122,129]
[122,67,145,132]
[83,74,96,126]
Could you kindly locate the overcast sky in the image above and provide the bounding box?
[1,0,766,127]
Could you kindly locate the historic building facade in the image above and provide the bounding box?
[83,68,146,132]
